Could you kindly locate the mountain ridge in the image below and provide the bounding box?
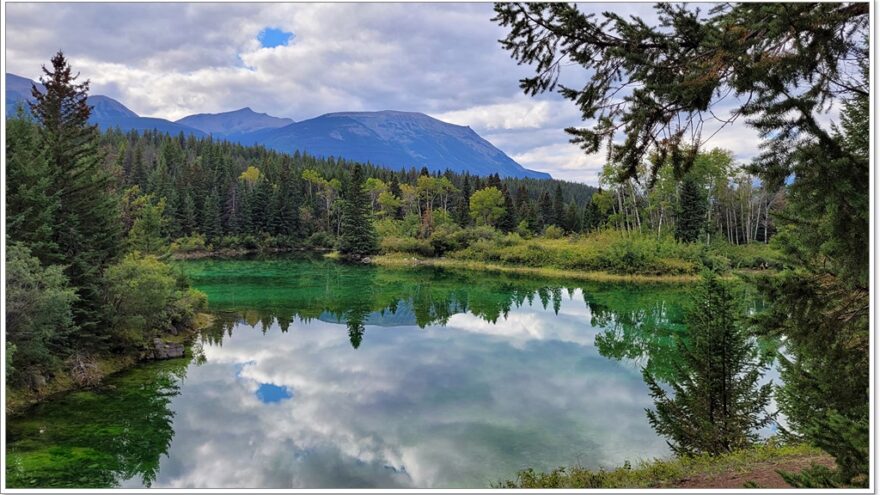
[5,72,550,179]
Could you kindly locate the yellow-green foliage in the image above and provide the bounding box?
[498,441,824,488]
[170,234,209,253]
[452,230,703,275]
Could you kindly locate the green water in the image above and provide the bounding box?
[8,257,714,488]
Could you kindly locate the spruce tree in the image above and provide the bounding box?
[552,184,564,227]
[497,185,517,233]
[30,52,122,343]
[202,189,222,242]
[6,112,59,262]
[456,175,472,227]
[536,191,552,231]
[644,274,772,456]
[675,176,706,243]
[339,164,379,259]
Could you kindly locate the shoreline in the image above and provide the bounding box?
[371,254,703,284]
[5,313,215,417]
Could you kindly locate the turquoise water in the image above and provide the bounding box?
[8,257,701,488]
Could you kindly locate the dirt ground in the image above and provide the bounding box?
[675,454,835,489]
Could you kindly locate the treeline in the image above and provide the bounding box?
[6,53,206,389]
[95,127,598,249]
[594,148,783,245]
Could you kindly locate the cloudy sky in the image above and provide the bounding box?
[5,3,767,184]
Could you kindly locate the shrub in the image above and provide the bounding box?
[543,225,564,239]
[104,254,178,350]
[170,234,208,253]
[5,243,76,384]
[429,223,464,256]
[305,231,334,250]
[380,236,435,257]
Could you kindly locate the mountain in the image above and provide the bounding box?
[5,73,41,114]
[6,73,550,179]
[235,110,550,179]
[5,73,206,137]
[176,107,293,137]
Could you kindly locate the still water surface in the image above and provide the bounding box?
[8,257,702,488]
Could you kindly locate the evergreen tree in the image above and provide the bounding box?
[339,164,379,258]
[177,192,197,236]
[30,51,122,343]
[675,176,706,243]
[563,201,581,233]
[582,198,602,233]
[388,176,404,220]
[6,113,58,262]
[497,185,517,233]
[536,191,552,231]
[644,274,772,456]
[552,184,564,227]
[202,189,222,241]
[456,175,472,227]
[759,58,869,488]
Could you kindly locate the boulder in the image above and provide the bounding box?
[152,338,185,360]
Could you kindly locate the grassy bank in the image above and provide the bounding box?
[497,442,832,489]
[373,254,702,283]
[6,312,214,417]
[379,227,782,277]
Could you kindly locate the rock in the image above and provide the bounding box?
[152,338,185,360]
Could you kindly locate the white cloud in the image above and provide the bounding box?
[5,2,797,185]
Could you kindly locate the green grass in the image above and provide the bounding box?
[380,228,782,278]
[373,254,702,283]
[496,441,825,488]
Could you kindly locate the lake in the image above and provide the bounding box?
[7,257,704,488]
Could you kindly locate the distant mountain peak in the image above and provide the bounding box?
[176,107,294,137]
[236,109,551,179]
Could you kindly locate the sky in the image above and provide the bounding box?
[4,3,773,185]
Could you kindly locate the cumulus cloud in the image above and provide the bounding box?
[5,3,783,185]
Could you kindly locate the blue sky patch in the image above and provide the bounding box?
[258,27,294,48]
[256,383,293,404]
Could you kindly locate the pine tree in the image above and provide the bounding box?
[202,188,222,242]
[536,191,552,231]
[552,184,564,227]
[644,274,772,456]
[675,176,706,243]
[6,113,59,262]
[388,176,404,220]
[30,52,122,343]
[497,185,517,233]
[582,199,602,233]
[177,192,197,237]
[339,164,379,259]
[563,201,581,233]
[456,175,472,227]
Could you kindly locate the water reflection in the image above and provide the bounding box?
[9,258,710,488]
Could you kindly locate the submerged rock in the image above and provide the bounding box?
[152,338,185,360]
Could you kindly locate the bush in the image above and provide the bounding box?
[170,234,208,253]
[380,236,435,257]
[104,254,178,350]
[543,225,564,239]
[5,243,76,385]
[429,224,462,256]
[103,254,205,351]
[305,231,334,250]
